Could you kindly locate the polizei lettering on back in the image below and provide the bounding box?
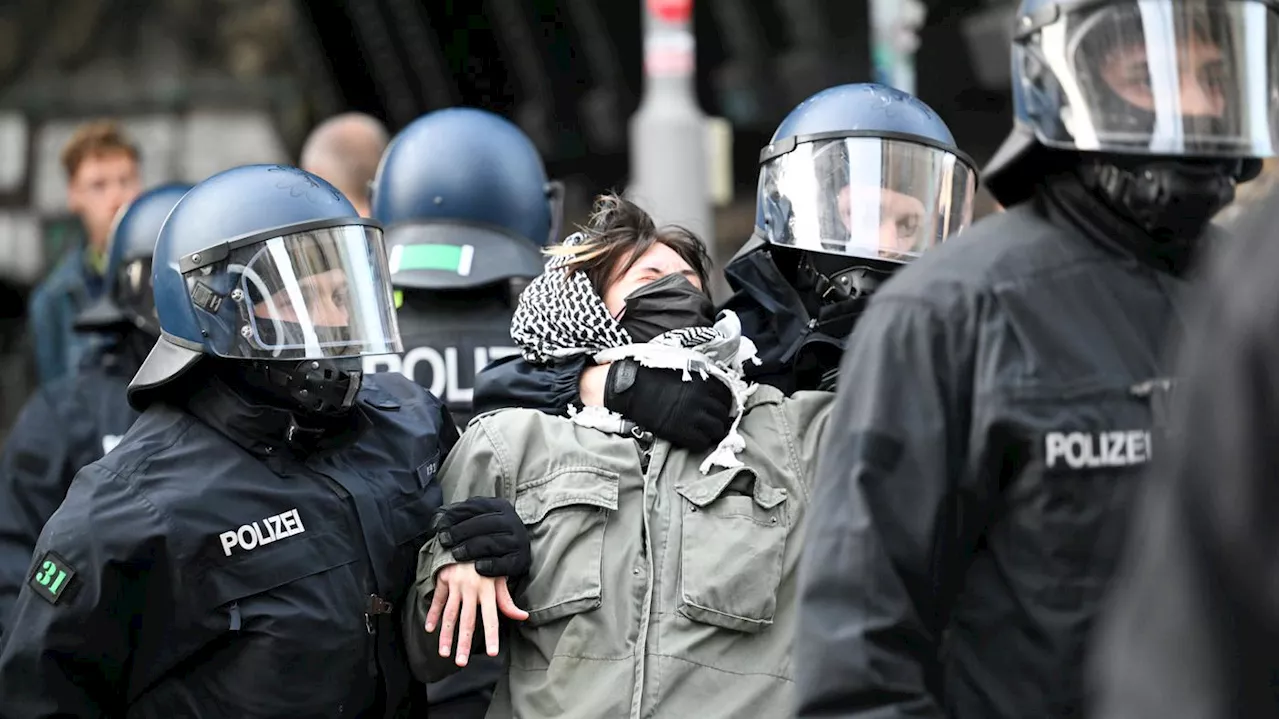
[219,508,306,556]
[1044,430,1153,470]
[364,345,521,404]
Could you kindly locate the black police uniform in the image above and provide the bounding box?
[0,339,146,636]
[0,371,456,717]
[795,175,1194,719]
[1089,186,1279,719]
[380,291,519,427]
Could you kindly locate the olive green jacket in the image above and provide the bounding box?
[405,385,833,718]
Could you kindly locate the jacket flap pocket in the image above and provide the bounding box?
[515,467,619,524]
[196,531,360,610]
[676,467,785,510]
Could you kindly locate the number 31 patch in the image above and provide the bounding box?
[28,551,76,604]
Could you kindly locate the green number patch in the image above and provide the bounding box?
[28,551,76,605]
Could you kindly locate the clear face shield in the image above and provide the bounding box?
[1018,0,1279,157]
[759,137,978,263]
[115,256,157,334]
[182,222,403,361]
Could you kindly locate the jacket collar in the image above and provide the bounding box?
[184,375,366,458]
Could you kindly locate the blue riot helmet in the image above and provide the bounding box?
[985,0,1277,213]
[127,164,402,414]
[75,183,193,336]
[370,108,561,293]
[755,83,978,295]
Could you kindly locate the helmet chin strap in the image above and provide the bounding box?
[1077,155,1241,240]
[244,357,364,417]
[796,253,888,304]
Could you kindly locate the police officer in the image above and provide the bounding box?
[472,83,977,432]
[794,2,1278,717]
[0,164,529,717]
[367,108,558,427]
[0,182,190,636]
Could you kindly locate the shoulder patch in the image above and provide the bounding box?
[29,550,77,604]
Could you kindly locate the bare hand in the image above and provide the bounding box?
[426,563,529,666]
[579,363,610,407]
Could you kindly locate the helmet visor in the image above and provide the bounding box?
[115,257,158,335]
[759,137,977,263]
[1020,0,1278,157]
[185,224,402,360]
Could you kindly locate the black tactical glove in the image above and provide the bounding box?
[433,497,531,578]
[603,358,734,451]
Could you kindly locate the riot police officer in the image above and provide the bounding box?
[0,182,190,636]
[795,1,1278,717]
[471,83,977,435]
[367,107,558,427]
[0,164,529,717]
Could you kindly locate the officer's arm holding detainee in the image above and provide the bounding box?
[405,422,530,683]
[0,462,170,716]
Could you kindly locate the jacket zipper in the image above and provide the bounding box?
[313,469,382,678]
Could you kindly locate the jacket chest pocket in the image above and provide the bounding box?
[514,467,619,626]
[674,467,789,634]
[1000,380,1164,609]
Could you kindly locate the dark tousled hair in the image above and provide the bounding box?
[547,192,713,298]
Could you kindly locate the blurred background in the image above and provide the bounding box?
[0,0,1273,430]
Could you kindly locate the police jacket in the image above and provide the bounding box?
[0,371,456,719]
[1089,186,1279,719]
[372,290,520,427]
[795,174,1195,719]
[471,245,856,416]
[0,336,145,637]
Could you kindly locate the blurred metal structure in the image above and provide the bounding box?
[628,0,716,290]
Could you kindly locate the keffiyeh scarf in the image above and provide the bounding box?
[509,233,759,473]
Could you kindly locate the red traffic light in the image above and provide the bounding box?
[648,0,693,24]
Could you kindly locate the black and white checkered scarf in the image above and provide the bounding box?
[509,232,759,473]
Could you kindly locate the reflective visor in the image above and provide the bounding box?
[1021,0,1278,156]
[185,224,402,360]
[114,257,158,334]
[759,137,977,263]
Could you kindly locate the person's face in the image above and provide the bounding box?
[837,184,928,259]
[67,151,141,251]
[603,243,703,317]
[253,268,352,328]
[1099,36,1228,118]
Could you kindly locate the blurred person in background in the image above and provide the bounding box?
[28,120,142,387]
[793,1,1277,718]
[471,83,976,447]
[367,106,562,718]
[1088,184,1277,719]
[0,183,190,639]
[0,164,527,717]
[301,111,390,218]
[370,107,560,428]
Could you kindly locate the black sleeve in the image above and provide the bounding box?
[472,354,585,417]
[0,389,79,635]
[0,464,169,718]
[795,294,983,719]
[1088,189,1279,719]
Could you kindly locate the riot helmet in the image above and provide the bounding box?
[371,108,560,295]
[755,83,978,299]
[986,0,1278,233]
[75,183,193,337]
[127,164,402,415]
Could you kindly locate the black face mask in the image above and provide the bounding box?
[1079,156,1240,240]
[241,356,364,417]
[616,273,715,343]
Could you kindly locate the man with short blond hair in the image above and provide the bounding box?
[29,120,141,385]
[300,112,388,217]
